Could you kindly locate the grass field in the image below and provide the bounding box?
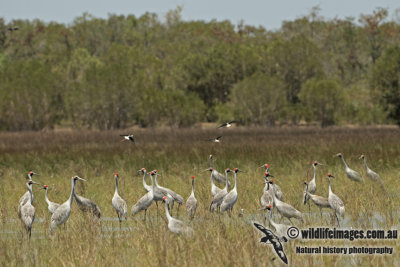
[0,126,399,266]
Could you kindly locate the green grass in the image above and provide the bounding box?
[0,126,399,266]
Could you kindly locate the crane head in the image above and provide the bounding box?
[73,176,86,182]
[336,153,343,158]
[359,155,365,159]
[225,168,231,173]
[42,185,48,189]
[326,173,335,178]
[269,179,274,184]
[191,176,194,180]
[114,173,118,177]
[266,205,272,210]
[28,171,39,176]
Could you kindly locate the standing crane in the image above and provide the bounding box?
[112,173,127,225]
[20,180,40,239]
[204,167,222,197]
[74,182,101,218]
[326,174,345,226]
[18,171,39,217]
[131,171,155,220]
[153,170,184,215]
[260,173,274,211]
[359,155,384,186]
[303,161,323,210]
[220,168,242,214]
[303,182,331,218]
[138,168,169,211]
[42,185,60,214]
[186,176,198,219]
[208,155,231,187]
[336,153,363,182]
[50,176,86,232]
[270,180,303,223]
[210,168,231,212]
[163,196,193,236]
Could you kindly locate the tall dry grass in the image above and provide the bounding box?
[0,126,399,266]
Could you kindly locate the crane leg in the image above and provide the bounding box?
[335,213,340,227]
[288,218,294,225]
[308,201,311,214]
[143,209,147,221]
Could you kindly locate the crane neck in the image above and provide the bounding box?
[210,156,213,168]
[26,183,34,204]
[45,187,51,205]
[28,174,33,181]
[142,171,149,190]
[327,177,333,195]
[312,165,317,182]
[210,172,215,188]
[224,171,229,190]
[114,175,119,195]
[68,178,76,206]
[154,173,160,187]
[165,200,172,221]
[340,157,348,169]
[233,172,237,192]
[271,184,279,203]
[191,179,195,196]
[362,158,368,170]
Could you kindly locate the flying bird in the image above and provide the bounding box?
[253,222,288,265]
[8,26,19,31]
[120,134,135,143]
[206,136,222,143]
[217,121,236,129]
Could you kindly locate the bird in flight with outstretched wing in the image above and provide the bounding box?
[253,222,288,265]
[217,121,236,129]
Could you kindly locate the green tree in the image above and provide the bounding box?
[372,46,400,125]
[298,78,346,127]
[226,73,287,125]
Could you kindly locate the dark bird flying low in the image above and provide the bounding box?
[217,120,236,129]
[120,134,135,143]
[253,222,288,265]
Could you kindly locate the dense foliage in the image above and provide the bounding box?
[1,7,400,129]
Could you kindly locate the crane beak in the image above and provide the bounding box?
[201,169,210,173]
[258,165,264,168]
[77,177,86,181]
[31,181,41,185]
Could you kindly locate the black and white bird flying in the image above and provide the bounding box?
[120,134,135,143]
[253,222,288,265]
[217,121,236,129]
[206,136,222,143]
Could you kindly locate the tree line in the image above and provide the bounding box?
[1,7,400,130]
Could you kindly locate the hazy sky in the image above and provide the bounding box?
[1,0,399,29]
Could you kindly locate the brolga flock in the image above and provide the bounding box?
[17,146,384,239]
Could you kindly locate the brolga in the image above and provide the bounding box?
[42,185,60,214]
[120,134,135,143]
[303,161,323,210]
[217,120,236,129]
[270,180,303,224]
[20,180,40,239]
[303,182,331,218]
[260,173,274,211]
[268,178,284,201]
[262,205,291,240]
[131,171,155,220]
[359,155,384,185]
[208,155,231,187]
[220,168,242,214]
[18,171,39,217]
[153,170,184,215]
[326,174,345,226]
[50,176,86,232]
[112,173,127,225]
[74,183,101,218]
[204,167,222,197]
[336,153,363,182]
[186,176,198,219]
[163,196,193,236]
[210,168,231,212]
[139,169,169,211]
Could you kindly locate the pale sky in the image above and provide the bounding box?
[1,0,399,30]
